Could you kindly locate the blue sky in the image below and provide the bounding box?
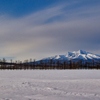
[0,0,100,61]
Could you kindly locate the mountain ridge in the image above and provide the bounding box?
[40,50,100,62]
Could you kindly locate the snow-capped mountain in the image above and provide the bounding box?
[41,50,100,62]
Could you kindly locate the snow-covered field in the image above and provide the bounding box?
[0,70,100,100]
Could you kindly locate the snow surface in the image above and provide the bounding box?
[42,50,100,61]
[0,70,100,100]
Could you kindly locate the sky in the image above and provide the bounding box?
[0,0,100,61]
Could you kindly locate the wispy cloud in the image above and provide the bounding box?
[0,1,100,61]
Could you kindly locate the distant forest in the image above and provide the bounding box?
[0,58,100,70]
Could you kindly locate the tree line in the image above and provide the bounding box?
[0,58,100,70]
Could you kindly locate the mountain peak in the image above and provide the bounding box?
[41,50,100,62]
[75,50,87,54]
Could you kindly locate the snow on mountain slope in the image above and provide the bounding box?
[41,50,100,62]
